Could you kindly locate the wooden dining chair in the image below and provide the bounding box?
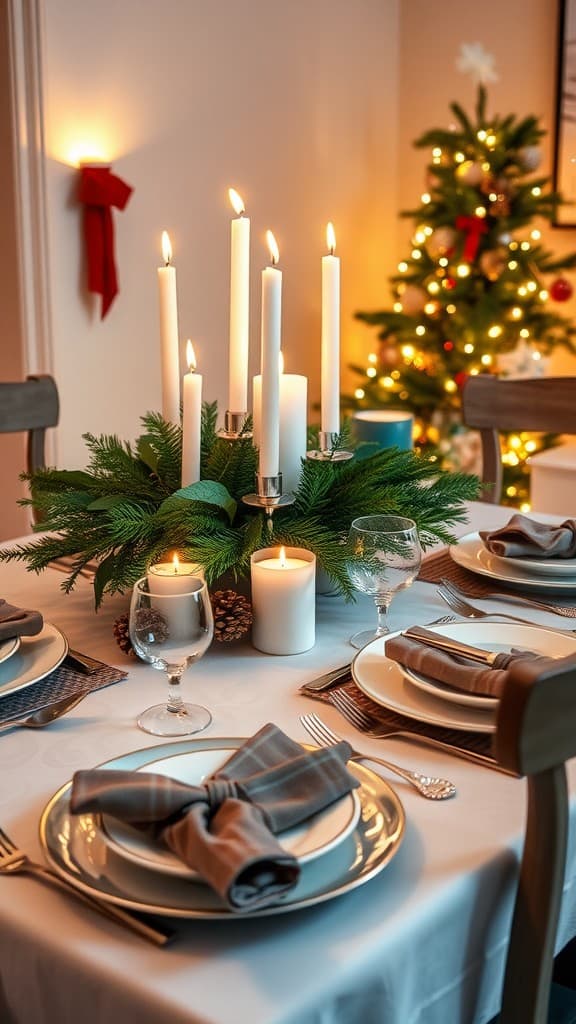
[0,374,59,523]
[488,654,576,1023]
[460,375,576,503]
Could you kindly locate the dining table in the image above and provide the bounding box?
[1,499,576,1024]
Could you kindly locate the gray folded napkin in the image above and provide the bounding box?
[385,635,558,698]
[480,514,576,559]
[0,599,43,642]
[70,723,359,912]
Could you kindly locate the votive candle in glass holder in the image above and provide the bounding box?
[250,546,316,655]
[146,555,205,641]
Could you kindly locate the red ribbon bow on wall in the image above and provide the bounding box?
[78,166,133,318]
[455,215,488,264]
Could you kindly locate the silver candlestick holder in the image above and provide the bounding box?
[243,472,295,528]
[307,430,353,462]
[218,410,252,440]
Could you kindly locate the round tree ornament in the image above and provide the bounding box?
[550,277,573,302]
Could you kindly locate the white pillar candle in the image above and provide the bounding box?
[251,545,316,655]
[228,188,250,413]
[181,340,202,487]
[321,222,340,435]
[252,356,307,494]
[259,231,282,478]
[158,231,181,424]
[146,556,205,641]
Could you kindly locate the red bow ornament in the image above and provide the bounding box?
[78,166,133,318]
[455,215,488,264]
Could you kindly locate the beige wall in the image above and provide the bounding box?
[41,0,400,468]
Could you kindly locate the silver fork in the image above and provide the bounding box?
[438,580,576,631]
[300,713,456,799]
[440,577,576,619]
[328,689,514,775]
[0,827,171,945]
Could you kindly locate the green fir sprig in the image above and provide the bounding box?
[1,407,479,606]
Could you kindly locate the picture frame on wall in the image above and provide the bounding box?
[554,0,576,225]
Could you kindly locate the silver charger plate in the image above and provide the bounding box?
[39,737,405,920]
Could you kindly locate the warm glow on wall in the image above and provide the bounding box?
[66,142,111,167]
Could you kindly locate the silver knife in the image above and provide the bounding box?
[402,626,501,665]
[299,664,352,693]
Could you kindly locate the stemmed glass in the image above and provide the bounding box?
[347,515,422,649]
[129,577,214,736]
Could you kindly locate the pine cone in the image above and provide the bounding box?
[211,589,253,642]
[134,607,169,643]
[113,612,136,658]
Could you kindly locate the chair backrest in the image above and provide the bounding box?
[460,375,576,503]
[493,654,576,1023]
[0,374,59,473]
[0,375,59,524]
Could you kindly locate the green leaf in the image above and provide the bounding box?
[136,438,160,474]
[169,480,237,523]
[92,551,118,609]
[87,495,133,511]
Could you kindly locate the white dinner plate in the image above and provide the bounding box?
[39,737,405,920]
[401,665,496,710]
[352,621,576,733]
[0,622,68,699]
[0,636,21,667]
[450,532,576,594]
[100,747,362,879]
[490,551,576,579]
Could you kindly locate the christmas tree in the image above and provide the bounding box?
[347,45,576,503]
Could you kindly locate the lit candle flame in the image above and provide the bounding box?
[228,188,245,216]
[279,546,287,568]
[161,230,172,266]
[279,351,284,374]
[326,222,336,255]
[266,230,280,266]
[172,553,180,574]
[186,339,197,373]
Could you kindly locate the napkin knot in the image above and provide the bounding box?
[203,777,239,812]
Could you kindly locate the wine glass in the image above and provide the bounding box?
[129,577,214,736]
[347,514,422,649]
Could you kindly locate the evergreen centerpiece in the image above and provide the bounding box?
[346,47,576,502]
[1,402,478,607]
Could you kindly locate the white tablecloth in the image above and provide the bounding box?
[1,502,575,1024]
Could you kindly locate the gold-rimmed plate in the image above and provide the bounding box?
[39,737,405,919]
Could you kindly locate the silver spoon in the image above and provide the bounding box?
[0,691,90,734]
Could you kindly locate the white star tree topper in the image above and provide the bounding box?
[456,42,499,85]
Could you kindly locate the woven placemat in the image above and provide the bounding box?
[0,655,128,725]
[418,547,508,596]
[307,675,495,758]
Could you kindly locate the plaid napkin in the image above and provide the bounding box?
[480,514,576,559]
[385,635,551,698]
[70,723,359,913]
[0,599,43,642]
